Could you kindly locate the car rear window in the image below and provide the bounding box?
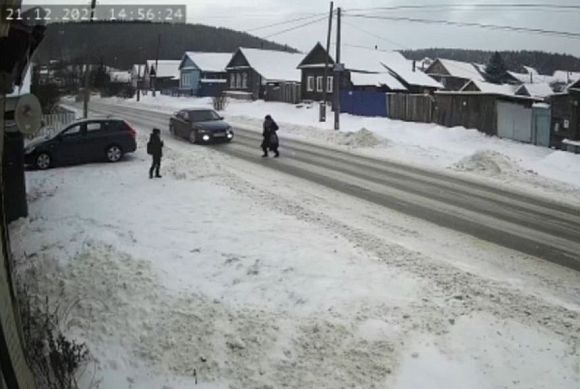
[188,110,220,122]
[104,121,127,131]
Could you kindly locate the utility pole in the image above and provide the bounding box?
[152,33,160,97]
[82,0,97,118]
[320,1,334,122]
[333,7,341,130]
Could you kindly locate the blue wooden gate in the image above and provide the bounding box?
[340,91,389,117]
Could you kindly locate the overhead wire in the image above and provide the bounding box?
[246,12,329,32]
[260,15,329,39]
[343,14,580,40]
[343,3,580,13]
[342,20,409,50]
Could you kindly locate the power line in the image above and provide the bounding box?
[246,12,328,32]
[342,20,409,50]
[344,14,580,40]
[261,15,329,39]
[344,3,580,13]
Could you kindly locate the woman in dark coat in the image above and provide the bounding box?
[147,128,164,178]
[261,115,279,158]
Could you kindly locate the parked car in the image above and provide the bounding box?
[169,108,233,144]
[24,119,137,170]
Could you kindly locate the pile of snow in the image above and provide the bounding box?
[452,150,526,176]
[338,127,383,148]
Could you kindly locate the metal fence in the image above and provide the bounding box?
[34,110,76,139]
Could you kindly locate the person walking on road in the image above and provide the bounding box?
[147,128,164,178]
[261,114,279,158]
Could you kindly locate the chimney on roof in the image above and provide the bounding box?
[412,60,416,72]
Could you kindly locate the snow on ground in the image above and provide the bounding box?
[11,117,580,388]
[89,94,580,206]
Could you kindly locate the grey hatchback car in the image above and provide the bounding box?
[169,108,233,144]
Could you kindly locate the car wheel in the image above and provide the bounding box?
[105,145,123,162]
[35,152,51,170]
[188,130,197,144]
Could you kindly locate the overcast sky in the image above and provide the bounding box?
[30,0,580,57]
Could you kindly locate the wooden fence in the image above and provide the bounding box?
[387,93,435,123]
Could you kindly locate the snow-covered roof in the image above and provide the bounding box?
[383,61,442,89]
[461,80,517,96]
[182,52,231,73]
[436,58,485,81]
[146,60,180,80]
[515,83,554,98]
[350,71,407,91]
[234,48,303,83]
[339,46,406,73]
[552,70,580,83]
[110,71,131,83]
[523,66,539,75]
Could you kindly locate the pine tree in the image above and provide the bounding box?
[485,51,508,84]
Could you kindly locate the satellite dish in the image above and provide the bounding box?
[14,94,42,136]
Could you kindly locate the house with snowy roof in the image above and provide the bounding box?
[548,78,580,147]
[425,58,490,91]
[297,43,441,102]
[514,83,554,100]
[143,60,181,92]
[178,52,231,96]
[460,80,519,97]
[224,47,304,103]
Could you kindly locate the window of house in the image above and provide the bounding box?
[242,73,248,89]
[307,76,314,92]
[316,76,323,92]
[235,73,241,89]
[327,76,334,93]
[230,73,235,88]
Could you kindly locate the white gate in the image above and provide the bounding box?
[497,101,533,143]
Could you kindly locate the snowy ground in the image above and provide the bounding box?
[87,94,580,206]
[11,116,580,388]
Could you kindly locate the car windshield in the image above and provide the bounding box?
[188,110,220,122]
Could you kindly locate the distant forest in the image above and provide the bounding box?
[402,48,580,75]
[34,21,297,69]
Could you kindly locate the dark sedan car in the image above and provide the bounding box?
[169,108,233,144]
[25,119,137,169]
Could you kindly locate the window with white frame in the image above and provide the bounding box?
[316,76,323,92]
[307,76,314,92]
[235,73,241,89]
[327,76,333,93]
[242,72,248,89]
[230,73,235,88]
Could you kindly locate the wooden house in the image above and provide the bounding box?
[144,60,180,92]
[548,80,580,147]
[297,43,441,102]
[178,52,231,96]
[224,47,303,103]
[425,58,486,91]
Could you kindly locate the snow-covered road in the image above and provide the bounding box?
[83,100,580,270]
[11,103,580,388]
